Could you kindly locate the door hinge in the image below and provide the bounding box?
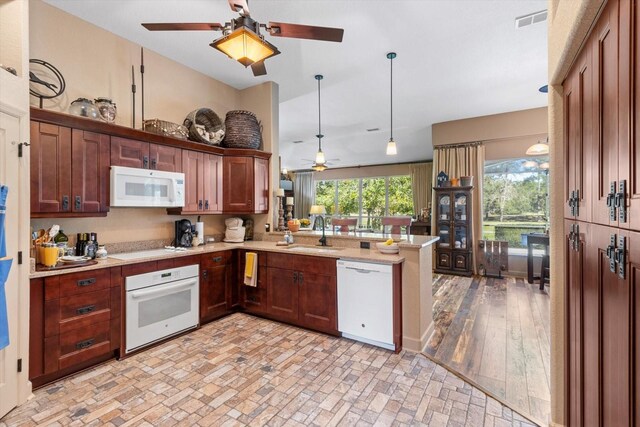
[18,142,30,158]
[17,358,22,372]
[18,251,22,265]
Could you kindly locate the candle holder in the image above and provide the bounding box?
[286,204,293,222]
[277,196,285,231]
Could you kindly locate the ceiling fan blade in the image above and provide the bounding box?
[228,0,250,16]
[268,22,344,42]
[142,23,224,31]
[251,61,267,76]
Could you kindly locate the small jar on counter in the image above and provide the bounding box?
[96,245,108,259]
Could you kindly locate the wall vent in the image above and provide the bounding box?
[515,10,547,29]
[366,128,380,132]
[292,140,304,144]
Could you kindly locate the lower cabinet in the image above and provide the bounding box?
[200,251,234,323]
[237,250,268,314]
[29,267,121,388]
[265,253,338,334]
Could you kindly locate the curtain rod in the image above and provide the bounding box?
[290,159,433,174]
[434,141,484,149]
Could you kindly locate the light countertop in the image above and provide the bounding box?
[268,231,439,249]
[29,239,441,279]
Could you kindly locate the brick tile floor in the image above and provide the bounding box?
[1,313,538,426]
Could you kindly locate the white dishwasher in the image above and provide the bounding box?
[337,259,394,351]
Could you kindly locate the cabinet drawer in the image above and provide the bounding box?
[57,268,111,297]
[56,289,111,335]
[454,253,468,270]
[46,320,112,371]
[294,255,336,276]
[201,251,232,268]
[267,252,295,269]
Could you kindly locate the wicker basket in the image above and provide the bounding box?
[183,108,225,145]
[143,119,188,140]
[222,110,262,149]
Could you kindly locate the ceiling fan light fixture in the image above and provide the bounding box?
[210,25,279,66]
[312,163,327,172]
[315,148,326,165]
[386,139,397,156]
[526,139,549,156]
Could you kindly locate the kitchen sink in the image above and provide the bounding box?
[283,245,345,254]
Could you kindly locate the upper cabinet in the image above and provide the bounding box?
[111,137,181,172]
[30,108,271,218]
[31,122,109,217]
[223,156,269,214]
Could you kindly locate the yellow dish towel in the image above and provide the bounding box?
[244,252,258,287]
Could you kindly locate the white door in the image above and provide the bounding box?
[0,111,20,417]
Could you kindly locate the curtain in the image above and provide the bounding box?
[292,171,315,219]
[431,142,485,274]
[409,162,433,219]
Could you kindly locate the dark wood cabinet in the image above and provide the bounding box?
[237,250,268,314]
[265,253,337,334]
[200,251,233,323]
[433,186,473,276]
[565,2,640,424]
[169,150,222,215]
[30,122,109,217]
[111,137,181,172]
[29,267,121,388]
[223,156,269,214]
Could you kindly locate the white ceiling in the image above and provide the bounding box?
[44,0,548,171]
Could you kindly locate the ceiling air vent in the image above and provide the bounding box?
[366,128,380,132]
[292,140,304,144]
[515,10,547,29]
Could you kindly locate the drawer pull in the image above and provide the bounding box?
[76,338,95,350]
[77,278,96,287]
[213,256,223,263]
[76,304,96,315]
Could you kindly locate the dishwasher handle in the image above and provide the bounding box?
[345,266,375,274]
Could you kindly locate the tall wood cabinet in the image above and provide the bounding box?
[223,156,269,214]
[433,186,473,276]
[564,0,640,425]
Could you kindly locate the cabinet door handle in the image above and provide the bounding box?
[62,195,69,211]
[248,199,252,207]
[143,156,149,169]
[204,200,210,210]
[76,338,95,350]
[151,157,157,169]
[75,196,82,211]
[293,271,298,283]
[77,278,96,287]
[299,272,303,285]
[213,256,223,263]
[198,200,203,210]
[202,270,208,278]
[76,304,96,315]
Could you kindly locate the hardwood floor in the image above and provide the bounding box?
[424,275,550,426]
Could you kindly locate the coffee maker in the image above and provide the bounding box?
[175,219,193,247]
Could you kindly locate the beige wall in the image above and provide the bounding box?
[29,0,279,243]
[0,0,26,77]
[432,107,548,146]
[547,1,605,426]
[310,163,415,181]
[485,133,548,161]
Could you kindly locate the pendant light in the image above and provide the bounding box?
[312,74,328,171]
[526,136,549,155]
[386,52,397,156]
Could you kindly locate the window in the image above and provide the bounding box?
[314,175,414,232]
[482,157,549,249]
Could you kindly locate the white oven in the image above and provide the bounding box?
[110,166,185,207]
[125,264,199,354]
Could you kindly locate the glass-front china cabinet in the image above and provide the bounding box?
[434,186,473,276]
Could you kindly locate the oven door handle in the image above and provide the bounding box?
[129,279,197,300]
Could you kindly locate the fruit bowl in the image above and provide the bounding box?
[376,242,399,254]
[287,220,300,232]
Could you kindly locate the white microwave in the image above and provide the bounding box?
[110,166,185,207]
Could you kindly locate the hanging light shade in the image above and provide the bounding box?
[526,137,549,155]
[312,74,328,171]
[386,52,397,156]
[523,160,538,168]
[210,19,280,67]
[539,162,550,170]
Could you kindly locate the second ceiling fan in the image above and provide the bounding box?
[142,0,344,76]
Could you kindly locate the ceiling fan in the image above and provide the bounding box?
[142,0,344,76]
[302,158,339,171]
